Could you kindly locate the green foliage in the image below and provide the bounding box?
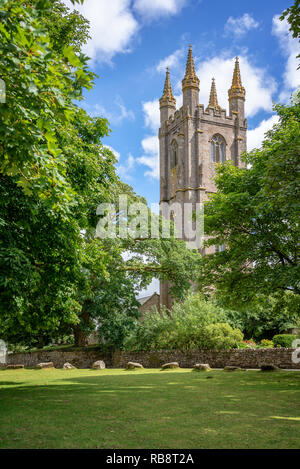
[260,339,274,348]
[273,334,298,348]
[224,293,300,341]
[125,293,243,351]
[0,0,94,208]
[281,0,300,67]
[0,0,202,349]
[198,97,300,308]
[43,0,90,53]
[199,323,243,350]
[0,0,115,347]
[237,339,257,349]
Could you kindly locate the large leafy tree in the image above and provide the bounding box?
[0,0,201,348]
[198,98,300,309]
[281,0,300,67]
[0,0,116,346]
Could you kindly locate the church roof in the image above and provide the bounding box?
[138,292,160,305]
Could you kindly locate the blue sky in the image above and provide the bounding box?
[65,0,299,208]
[64,0,299,296]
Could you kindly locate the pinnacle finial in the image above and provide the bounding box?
[182,44,199,90]
[160,67,176,108]
[206,78,220,111]
[228,56,245,100]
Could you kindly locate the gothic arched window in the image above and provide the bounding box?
[171,140,178,168]
[210,135,226,163]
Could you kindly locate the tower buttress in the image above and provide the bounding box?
[182,45,199,114]
[228,57,246,121]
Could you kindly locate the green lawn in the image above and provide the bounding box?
[0,368,299,449]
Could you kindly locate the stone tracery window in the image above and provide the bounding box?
[171,140,178,168]
[210,134,226,163]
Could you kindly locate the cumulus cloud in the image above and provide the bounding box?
[85,96,135,125]
[136,102,160,179]
[272,15,300,102]
[224,13,259,37]
[196,55,276,117]
[156,48,185,72]
[133,0,188,20]
[142,100,160,132]
[137,135,159,179]
[64,0,138,63]
[247,115,279,151]
[117,153,136,181]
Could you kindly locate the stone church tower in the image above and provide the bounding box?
[159,46,247,308]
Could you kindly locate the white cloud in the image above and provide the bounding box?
[196,55,276,117]
[85,97,134,125]
[133,0,187,20]
[117,153,136,181]
[137,135,159,179]
[64,0,138,63]
[137,102,160,179]
[224,13,259,37]
[247,115,279,151]
[156,48,185,72]
[142,100,160,132]
[114,96,135,123]
[272,15,300,101]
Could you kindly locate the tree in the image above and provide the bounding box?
[0,0,94,207]
[72,198,201,347]
[197,97,300,309]
[223,293,300,341]
[281,0,300,67]
[0,0,202,348]
[0,0,116,347]
[124,293,243,351]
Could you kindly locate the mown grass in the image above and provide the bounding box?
[0,368,299,449]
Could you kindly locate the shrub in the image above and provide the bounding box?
[273,334,298,348]
[260,339,274,348]
[200,323,243,350]
[237,342,248,349]
[124,293,243,351]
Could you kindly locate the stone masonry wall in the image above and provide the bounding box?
[6,348,300,369]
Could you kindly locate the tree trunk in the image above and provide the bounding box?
[73,309,90,347]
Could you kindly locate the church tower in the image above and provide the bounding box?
[159,47,247,308]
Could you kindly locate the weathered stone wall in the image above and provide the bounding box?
[7,348,300,369]
[7,348,111,369]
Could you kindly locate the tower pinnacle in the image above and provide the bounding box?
[228,57,245,101]
[182,45,199,90]
[206,78,220,111]
[159,67,176,108]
